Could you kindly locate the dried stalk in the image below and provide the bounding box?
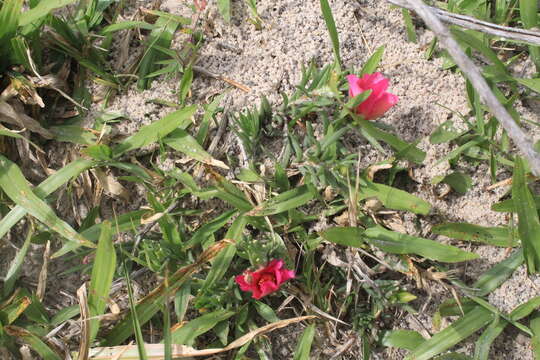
[402,0,540,176]
[388,0,540,46]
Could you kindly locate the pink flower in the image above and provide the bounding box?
[346,73,399,120]
[235,259,295,300]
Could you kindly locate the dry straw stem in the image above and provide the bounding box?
[87,315,316,359]
[400,0,540,176]
[388,0,540,46]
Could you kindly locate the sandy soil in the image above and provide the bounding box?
[3,0,540,358]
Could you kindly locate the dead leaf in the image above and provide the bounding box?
[77,284,91,360]
[0,100,53,139]
[93,168,130,201]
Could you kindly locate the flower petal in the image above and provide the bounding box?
[235,274,253,291]
[346,74,363,97]
[365,93,399,120]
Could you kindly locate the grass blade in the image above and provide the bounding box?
[3,224,34,297]
[113,105,196,157]
[358,179,431,215]
[124,261,148,360]
[512,156,540,273]
[246,185,316,216]
[88,221,115,342]
[103,240,231,345]
[381,330,425,350]
[19,0,77,27]
[405,306,493,360]
[319,0,341,67]
[170,310,235,345]
[360,46,385,75]
[364,225,478,263]
[293,323,315,360]
[217,0,231,22]
[472,249,524,296]
[164,129,229,169]
[4,326,62,360]
[0,155,95,251]
[432,223,518,247]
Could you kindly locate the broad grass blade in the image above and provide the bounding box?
[88,221,115,342]
[432,222,518,247]
[164,129,229,169]
[19,0,77,27]
[170,310,235,345]
[293,323,315,360]
[3,224,34,296]
[404,306,493,360]
[381,330,425,350]
[0,155,95,250]
[364,226,478,262]
[512,157,540,273]
[113,105,196,156]
[358,179,431,215]
[103,240,231,345]
[246,185,316,216]
[472,249,523,296]
[201,215,247,291]
[360,46,385,75]
[320,227,365,248]
[0,158,94,240]
[4,325,62,360]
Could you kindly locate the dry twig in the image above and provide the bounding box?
[388,0,540,46]
[400,0,540,176]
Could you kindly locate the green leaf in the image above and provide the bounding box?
[253,301,279,323]
[4,326,61,360]
[49,125,97,145]
[511,296,540,321]
[474,316,506,360]
[3,224,34,296]
[247,185,316,217]
[164,128,229,169]
[512,156,540,273]
[100,21,155,34]
[515,78,540,94]
[113,105,197,157]
[83,144,113,160]
[401,9,417,43]
[530,311,540,357]
[319,0,341,67]
[405,306,493,360]
[201,215,247,291]
[19,0,77,27]
[0,159,95,240]
[88,221,115,342]
[354,121,426,163]
[360,46,385,75]
[0,156,95,252]
[0,0,22,51]
[430,120,461,144]
[293,323,316,360]
[492,196,540,212]
[472,249,523,297]
[364,225,478,263]
[137,14,185,89]
[169,310,235,345]
[381,330,425,350]
[320,227,365,248]
[178,66,193,105]
[432,223,518,247]
[217,0,231,22]
[358,179,431,215]
[183,210,236,250]
[434,172,472,195]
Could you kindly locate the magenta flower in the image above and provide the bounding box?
[346,73,399,120]
[235,259,295,300]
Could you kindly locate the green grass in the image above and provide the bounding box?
[1,0,540,358]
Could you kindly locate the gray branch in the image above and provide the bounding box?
[388,0,540,46]
[399,0,540,176]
